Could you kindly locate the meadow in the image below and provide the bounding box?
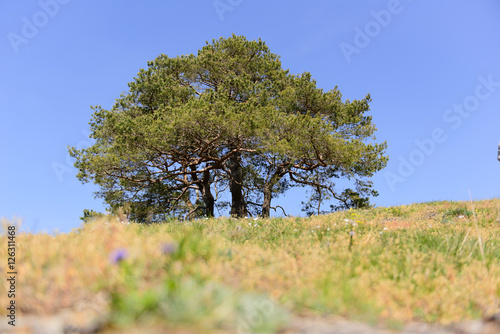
[1,199,500,333]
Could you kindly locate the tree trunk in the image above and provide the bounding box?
[201,169,215,217]
[190,166,215,217]
[261,183,273,218]
[229,152,246,218]
[261,167,285,218]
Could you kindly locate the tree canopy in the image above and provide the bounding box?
[69,34,388,221]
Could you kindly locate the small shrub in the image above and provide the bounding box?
[387,206,407,217]
[80,209,104,223]
[443,207,473,219]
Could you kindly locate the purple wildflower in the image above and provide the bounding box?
[109,248,128,264]
[161,242,178,255]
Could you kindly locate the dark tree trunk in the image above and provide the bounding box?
[190,166,215,217]
[201,169,215,217]
[261,184,273,218]
[261,167,285,218]
[229,152,246,218]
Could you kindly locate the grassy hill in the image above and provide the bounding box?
[1,199,500,333]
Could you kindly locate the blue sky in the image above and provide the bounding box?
[2,0,500,233]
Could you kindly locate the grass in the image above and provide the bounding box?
[1,199,500,332]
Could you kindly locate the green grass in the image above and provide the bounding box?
[110,273,288,332]
[1,198,500,332]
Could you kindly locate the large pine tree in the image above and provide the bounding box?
[70,35,388,221]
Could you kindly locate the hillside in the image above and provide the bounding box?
[1,199,500,333]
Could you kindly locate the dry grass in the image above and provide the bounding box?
[1,199,500,331]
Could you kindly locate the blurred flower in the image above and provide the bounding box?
[161,242,178,255]
[109,248,128,264]
[349,231,355,237]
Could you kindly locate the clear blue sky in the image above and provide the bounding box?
[2,0,500,233]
